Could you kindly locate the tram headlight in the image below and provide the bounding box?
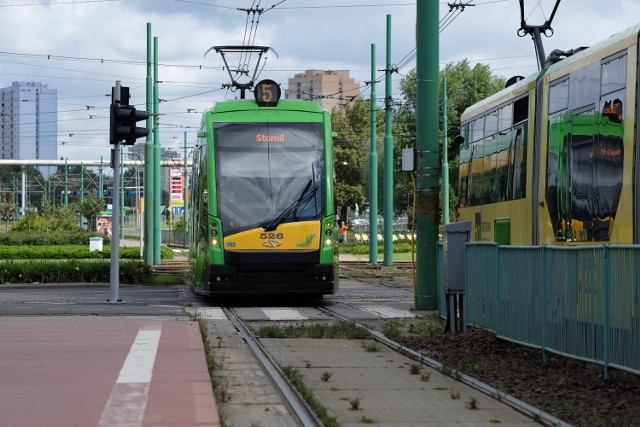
[211,238,219,247]
[324,237,332,246]
[211,229,218,237]
[325,229,333,236]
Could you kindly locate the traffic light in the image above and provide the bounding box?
[110,104,149,145]
[109,85,149,145]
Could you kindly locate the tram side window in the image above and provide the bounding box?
[459,97,529,207]
[498,104,512,132]
[485,110,498,137]
[513,96,528,124]
[471,118,483,142]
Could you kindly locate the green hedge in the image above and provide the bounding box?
[0,230,111,246]
[0,260,152,284]
[340,240,414,255]
[0,245,174,260]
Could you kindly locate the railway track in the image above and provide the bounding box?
[198,301,566,427]
[153,259,413,276]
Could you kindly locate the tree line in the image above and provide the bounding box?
[331,60,505,226]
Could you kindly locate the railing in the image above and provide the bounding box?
[444,243,640,379]
[161,230,187,247]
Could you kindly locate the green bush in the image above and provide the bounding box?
[0,259,152,284]
[0,229,111,246]
[0,245,174,260]
[340,240,413,255]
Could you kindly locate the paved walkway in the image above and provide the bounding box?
[0,317,219,427]
[263,338,545,427]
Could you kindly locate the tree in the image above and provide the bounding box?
[0,194,19,231]
[395,61,506,222]
[80,193,106,232]
[331,98,382,222]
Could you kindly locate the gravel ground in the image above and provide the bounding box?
[342,262,640,427]
[397,326,640,427]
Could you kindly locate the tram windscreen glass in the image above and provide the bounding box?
[214,122,324,235]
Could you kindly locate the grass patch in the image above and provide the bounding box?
[380,315,443,340]
[258,321,370,339]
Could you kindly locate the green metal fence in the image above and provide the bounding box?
[161,230,187,247]
[459,243,640,379]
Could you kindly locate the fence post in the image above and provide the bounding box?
[603,245,610,380]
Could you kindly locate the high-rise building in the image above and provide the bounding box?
[0,81,57,177]
[285,70,360,112]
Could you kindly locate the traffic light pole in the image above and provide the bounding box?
[109,81,122,304]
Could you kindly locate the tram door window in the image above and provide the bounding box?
[545,52,626,242]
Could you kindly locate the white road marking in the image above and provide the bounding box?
[99,327,162,426]
[358,305,416,318]
[197,307,228,320]
[263,308,307,320]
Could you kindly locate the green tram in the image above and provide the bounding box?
[458,23,638,245]
[189,80,339,296]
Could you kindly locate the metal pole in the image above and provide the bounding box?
[64,159,68,206]
[442,76,449,225]
[99,156,103,201]
[184,131,189,247]
[415,1,440,309]
[120,148,124,238]
[383,14,394,266]
[80,161,84,227]
[369,43,378,264]
[109,80,122,303]
[144,22,155,266]
[21,167,26,216]
[153,36,162,265]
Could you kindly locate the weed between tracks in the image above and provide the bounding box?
[257,321,370,339]
[282,366,340,427]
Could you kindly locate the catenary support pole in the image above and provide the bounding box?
[383,14,394,266]
[64,158,68,206]
[369,43,378,264]
[415,1,440,309]
[442,76,449,225]
[120,148,124,238]
[153,36,161,265]
[144,22,155,266]
[184,131,189,246]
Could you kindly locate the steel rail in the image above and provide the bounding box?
[222,307,322,427]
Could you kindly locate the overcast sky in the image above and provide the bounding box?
[1,0,639,162]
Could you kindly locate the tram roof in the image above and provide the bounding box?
[461,22,640,124]
[461,71,542,123]
[545,22,640,77]
[209,98,326,115]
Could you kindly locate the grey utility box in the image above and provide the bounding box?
[440,221,471,293]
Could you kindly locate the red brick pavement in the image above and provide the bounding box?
[0,318,220,427]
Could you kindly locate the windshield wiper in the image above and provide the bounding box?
[262,180,318,231]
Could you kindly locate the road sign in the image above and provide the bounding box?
[171,206,185,215]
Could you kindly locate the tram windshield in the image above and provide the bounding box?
[214,122,324,235]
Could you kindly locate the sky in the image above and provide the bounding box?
[1,0,640,163]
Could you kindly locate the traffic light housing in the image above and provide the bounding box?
[110,104,149,145]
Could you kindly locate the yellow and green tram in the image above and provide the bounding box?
[458,23,640,245]
[189,80,338,296]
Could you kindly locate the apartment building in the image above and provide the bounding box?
[285,70,360,112]
[0,81,57,177]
